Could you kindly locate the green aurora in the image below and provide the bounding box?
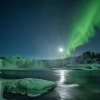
[64,0,100,57]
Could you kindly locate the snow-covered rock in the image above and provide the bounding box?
[0,51,100,69]
[66,51,100,64]
[0,56,46,69]
[65,64,100,70]
[3,78,55,97]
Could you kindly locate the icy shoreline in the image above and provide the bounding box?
[0,78,55,99]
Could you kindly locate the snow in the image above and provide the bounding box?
[0,56,45,69]
[2,78,55,97]
[0,55,100,70]
[65,64,100,70]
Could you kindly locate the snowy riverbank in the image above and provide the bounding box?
[0,78,55,99]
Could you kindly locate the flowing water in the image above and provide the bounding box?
[0,69,100,100]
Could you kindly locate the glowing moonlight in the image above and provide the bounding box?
[58,47,64,53]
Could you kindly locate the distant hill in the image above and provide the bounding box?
[65,51,100,64]
[0,51,100,69]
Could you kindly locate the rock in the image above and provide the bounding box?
[3,78,55,97]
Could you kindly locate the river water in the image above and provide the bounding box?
[0,69,100,100]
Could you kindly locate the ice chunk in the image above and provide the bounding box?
[3,78,55,97]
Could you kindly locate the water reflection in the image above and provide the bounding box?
[59,70,65,83]
[54,70,80,100]
[54,70,70,100]
[54,70,68,84]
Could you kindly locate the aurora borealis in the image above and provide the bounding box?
[64,0,100,57]
[0,0,100,59]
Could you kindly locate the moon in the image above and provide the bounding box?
[58,47,64,53]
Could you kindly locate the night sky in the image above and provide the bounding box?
[0,0,100,59]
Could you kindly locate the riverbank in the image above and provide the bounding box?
[0,78,55,99]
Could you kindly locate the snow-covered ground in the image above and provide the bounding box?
[65,64,100,70]
[2,78,55,97]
